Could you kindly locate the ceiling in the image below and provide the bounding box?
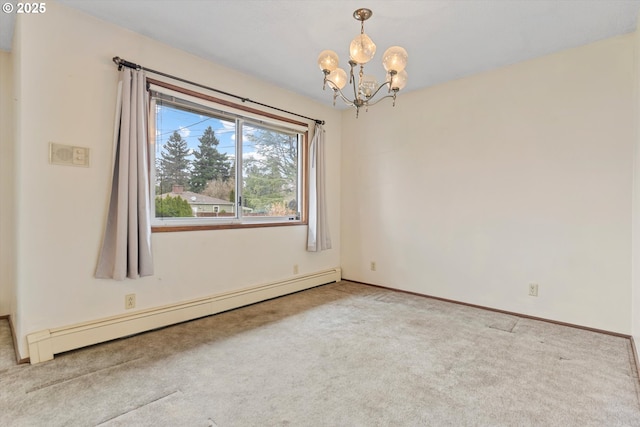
[3,1,640,107]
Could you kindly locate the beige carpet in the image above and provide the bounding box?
[1,281,639,426]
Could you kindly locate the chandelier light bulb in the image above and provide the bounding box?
[327,68,348,89]
[389,69,408,91]
[349,33,376,64]
[317,50,339,72]
[382,46,408,73]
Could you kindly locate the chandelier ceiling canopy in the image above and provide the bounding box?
[317,8,408,117]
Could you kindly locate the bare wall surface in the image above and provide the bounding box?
[633,12,640,360]
[342,34,635,334]
[0,50,14,317]
[11,2,341,358]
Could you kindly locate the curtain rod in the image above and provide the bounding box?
[112,56,325,126]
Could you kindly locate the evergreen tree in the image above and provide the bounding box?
[155,195,193,217]
[157,131,191,194]
[190,126,231,193]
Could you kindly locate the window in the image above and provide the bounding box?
[149,82,308,231]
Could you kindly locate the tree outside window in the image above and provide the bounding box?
[151,95,304,226]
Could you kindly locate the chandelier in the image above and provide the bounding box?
[317,8,408,117]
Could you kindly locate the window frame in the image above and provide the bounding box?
[148,78,309,232]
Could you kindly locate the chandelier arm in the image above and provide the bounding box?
[364,94,397,107]
[325,81,357,107]
[365,81,393,102]
[335,88,357,107]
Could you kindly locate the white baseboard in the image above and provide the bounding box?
[27,268,341,364]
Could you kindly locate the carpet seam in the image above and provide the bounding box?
[25,356,147,393]
[95,390,182,425]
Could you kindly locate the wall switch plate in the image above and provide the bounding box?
[49,143,90,167]
[528,283,539,297]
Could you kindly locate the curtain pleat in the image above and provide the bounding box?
[307,124,331,252]
[96,69,153,280]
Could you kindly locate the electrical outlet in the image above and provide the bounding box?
[125,293,136,309]
[293,264,299,275]
[370,261,376,271]
[528,283,539,297]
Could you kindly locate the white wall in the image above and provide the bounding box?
[342,35,635,334]
[0,49,15,318]
[11,2,341,358]
[632,13,640,358]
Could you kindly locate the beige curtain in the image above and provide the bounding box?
[307,123,331,252]
[96,68,153,280]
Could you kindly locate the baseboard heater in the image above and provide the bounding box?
[27,268,341,364]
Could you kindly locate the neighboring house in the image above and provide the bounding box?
[159,185,253,216]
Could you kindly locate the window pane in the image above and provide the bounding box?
[154,101,237,220]
[149,89,307,229]
[241,124,300,219]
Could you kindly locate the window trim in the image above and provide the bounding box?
[148,78,309,128]
[148,78,309,232]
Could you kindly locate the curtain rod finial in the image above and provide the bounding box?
[113,56,141,71]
